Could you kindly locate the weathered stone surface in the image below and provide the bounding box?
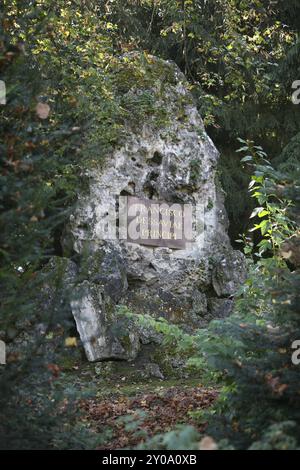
[80,247,128,303]
[62,53,247,361]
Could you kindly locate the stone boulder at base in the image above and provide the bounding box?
[63,53,246,361]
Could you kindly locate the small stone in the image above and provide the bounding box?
[199,436,218,451]
[144,363,164,380]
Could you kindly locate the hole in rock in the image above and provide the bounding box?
[78,223,89,230]
[128,182,136,192]
[115,198,120,231]
[120,189,131,196]
[127,274,145,290]
[150,151,163,166]
[149,262,157,271]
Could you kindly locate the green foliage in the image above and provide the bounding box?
[117,306,199,369]
[249,421,300,450]
[237,139,296,256]
[137,425,200,450]
[200,147,300,449]
[104,0,300,143]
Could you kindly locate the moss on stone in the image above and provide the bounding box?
[190,159,202,183]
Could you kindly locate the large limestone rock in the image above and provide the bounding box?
[63,54,246,360]
[70,281,139,362]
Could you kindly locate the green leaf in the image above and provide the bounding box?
[258,210,269,218]
[241,155,253,163]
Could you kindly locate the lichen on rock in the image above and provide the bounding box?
[54,53,246,362]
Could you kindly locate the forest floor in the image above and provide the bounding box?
[9,336,219,449]
[56,360,218,449]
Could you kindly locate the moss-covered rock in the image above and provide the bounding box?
[274,131,300,173]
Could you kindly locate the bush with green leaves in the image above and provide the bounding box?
[198,142,300,449]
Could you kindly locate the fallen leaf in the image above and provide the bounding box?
[36,102,50,119]
[65,336,77,347]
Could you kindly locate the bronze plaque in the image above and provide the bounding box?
[126,196,190,249]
